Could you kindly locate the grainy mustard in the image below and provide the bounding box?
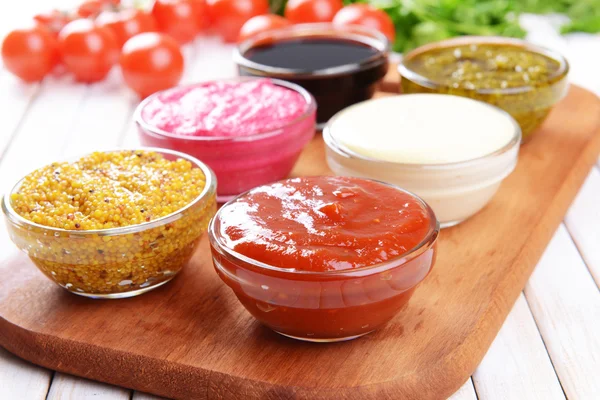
[5,150,216,297]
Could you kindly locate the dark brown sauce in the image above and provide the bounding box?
[244,38,379,71]
[238,36,388,125]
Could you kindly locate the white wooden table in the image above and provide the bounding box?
[1,2,600,399]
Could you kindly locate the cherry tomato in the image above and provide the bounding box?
[192,0,210,31]
[238,14,290,42]
[34,10,72,37]
[284,0,342,24]
[58,19,119,82]
[96,8,157,48]
[77,0,104,18]
[120,32,184,98]
[206,0,269,42]
[333,4,395,42]
[1,25,59,82]
[151,0,202,44]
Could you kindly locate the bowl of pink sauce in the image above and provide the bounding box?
[135,78,317,202]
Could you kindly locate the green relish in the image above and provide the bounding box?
[400,39,569,140]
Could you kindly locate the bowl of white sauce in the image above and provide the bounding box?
[323,94,521,228]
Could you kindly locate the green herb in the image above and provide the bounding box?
[518,0,600,33]
[358,0,528,52]
[269,0,600,53]
[560,16,600,34]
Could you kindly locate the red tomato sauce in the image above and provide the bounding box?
[210,176,438,341]
[219,176,431,271]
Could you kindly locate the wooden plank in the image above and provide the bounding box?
[447,380,477,400]
[0,76,87,195]
[121,123,142,148]
[61,70,135,157]
[186,36,236,83]
[0,347,51,400]
[563,34,600,96]
[0,0,83,40]
[0,3,37,40]
[0,72,39,159]
[47,373,130,400]
[565,167,600,286]
[179,42,199,85]
[525,225,600,399]
[0,0,90,162]
[472,294,565,400]
[132,392,167,400]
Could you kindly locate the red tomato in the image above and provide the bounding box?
[192,0,210,31]
[151,0,202,44]
[58,19,119,82]
[238,14,290,42]
[284,0,342,24]
[120,32,184,98]
[333,4,395,42]
[77,0,104,18]
[77,0,121,18]
[96,8,157,48]
[1,25,59,82]
[206,0,269,42]
[34,10,72,37]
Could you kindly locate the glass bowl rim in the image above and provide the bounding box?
[2,147,217,237]
[233,22,390,78]
[208,176,440,277]
[134,77,316,143]
[398,36,570,95]
[323,93,522,171]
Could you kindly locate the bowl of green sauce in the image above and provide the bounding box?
[398,36,569,141]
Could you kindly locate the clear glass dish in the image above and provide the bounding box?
[398,36,569,141]
[234,23,389,127]
[135,78,316,203]
[323,96,522,228]
[2,148,217,299]
[208,178,439,342]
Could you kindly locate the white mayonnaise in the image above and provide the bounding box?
[332,94,516,164]
[324,94,521,227]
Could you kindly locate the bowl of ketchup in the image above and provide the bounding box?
[208,176,439,342]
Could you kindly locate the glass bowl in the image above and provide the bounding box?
[234,23,389,127]
[208,178,439,342]
[135,78,316,203]
[323,95,522,228]
[398,36,569,141]
[2,148,217,299]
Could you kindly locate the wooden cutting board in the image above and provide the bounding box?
[1,83,600,400]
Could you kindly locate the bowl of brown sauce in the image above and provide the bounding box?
[234,23,390,127]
